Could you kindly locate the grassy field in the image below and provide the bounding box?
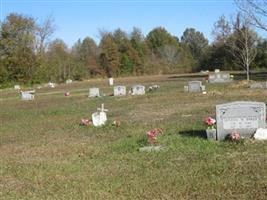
[0,75,267,199]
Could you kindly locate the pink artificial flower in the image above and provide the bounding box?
[80,118,92,126]
[146,128,163,145]
[65,92,70,96]
[229,131,241,141]
[204,117,216,126]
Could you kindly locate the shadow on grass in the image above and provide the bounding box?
[179,129,207,139]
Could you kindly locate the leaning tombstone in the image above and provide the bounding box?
[92,104,108,127]
[21,90,35,100]
[114,85,126,96]
[216,101,266,140]
[130,85,145,95]
[14,85,20,90]
[89,87,100,97]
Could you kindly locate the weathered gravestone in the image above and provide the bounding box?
[216,101,266,140]
[250,82,264,89]
[114,85,126,96]
[66,79,72,84]
[89,88,100,97]
[92,104,108,127]
[14,85,20,90]
[108,77,114,86]
[209,72,232,83]
[185,81,205,92]
[130,85,145,95]
[21,91,35,100]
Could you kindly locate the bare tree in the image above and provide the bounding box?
[35,15,55,54]
[235,0,267,31]
[228,14,258,81]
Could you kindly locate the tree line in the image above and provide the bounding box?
[1,5,267,85]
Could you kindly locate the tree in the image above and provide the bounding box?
[235,0,267,32]
[212,15,232,44]
[0,13,37,83]
[99,33,120,77]
[46,39,71,81]
[228,14,258,81]
[181,28,209,64]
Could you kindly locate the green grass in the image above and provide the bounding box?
[0,75,267,199]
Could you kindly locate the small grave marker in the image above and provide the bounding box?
[89,88,100,97]
[114,85,126,96]
[184,81,205,93]
[21,91,35,100]
[109,77,114,86]
[209,71,232,83]
[14,85,20,90]
[66,79,72,84]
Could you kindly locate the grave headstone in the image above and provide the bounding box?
[130,85,145,95]
[216,101,266,140]
[209,72,232,83]
[21,91,35,100]
[114,85,126,96]
[89,87,100,97]
[250,82,263,89]
[66,79,72,84]
[215,69,220,73]
[14,85,20,90]
[109,78,114,86]
[186,81,204,93]
[48,82,56,88]
[92,104,108,127]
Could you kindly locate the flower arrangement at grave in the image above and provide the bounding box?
[228,131,241,142]
[146,128,163,145]
[80,118,93,126]
[112,120,121,127]
[204,117,216,129]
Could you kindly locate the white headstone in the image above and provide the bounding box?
[14,85,20,90]
[215,69,220,73]
[254,128,267,140]
[66,79,72,84]
[114,85,126,96]
[92,104,108,127]
[109,78,114,86]
[89,88,100,97]
[209,72,232,83]
[187,81,203,93]
[21,91,35,100]
[131,85,145,95]
[48,82,55,88]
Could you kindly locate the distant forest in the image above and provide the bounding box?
[1,12,267,85]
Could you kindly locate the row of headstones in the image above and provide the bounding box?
[89,85,146,97]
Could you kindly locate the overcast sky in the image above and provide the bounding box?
[1,0,241,46]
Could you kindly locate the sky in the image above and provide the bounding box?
[1,0,240,47]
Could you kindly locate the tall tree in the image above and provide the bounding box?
[181,28,209,63]
[228,13,258,81]
[0,13,37,82]
[99,33,120,77]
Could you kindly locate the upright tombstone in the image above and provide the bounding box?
[216,101,266,140]
[48,82,56,88]
[130,85,145,95]
[184,81,205,93]
[66,79,72,84]
[92,103,108,127]
[109,78,114,86]
[14,85,20,90]
[21,91,35,100]
[209,71,232,83]
[89,87,100,97]
[114,85,126,96]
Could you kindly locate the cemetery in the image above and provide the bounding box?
[1,75,266,199]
